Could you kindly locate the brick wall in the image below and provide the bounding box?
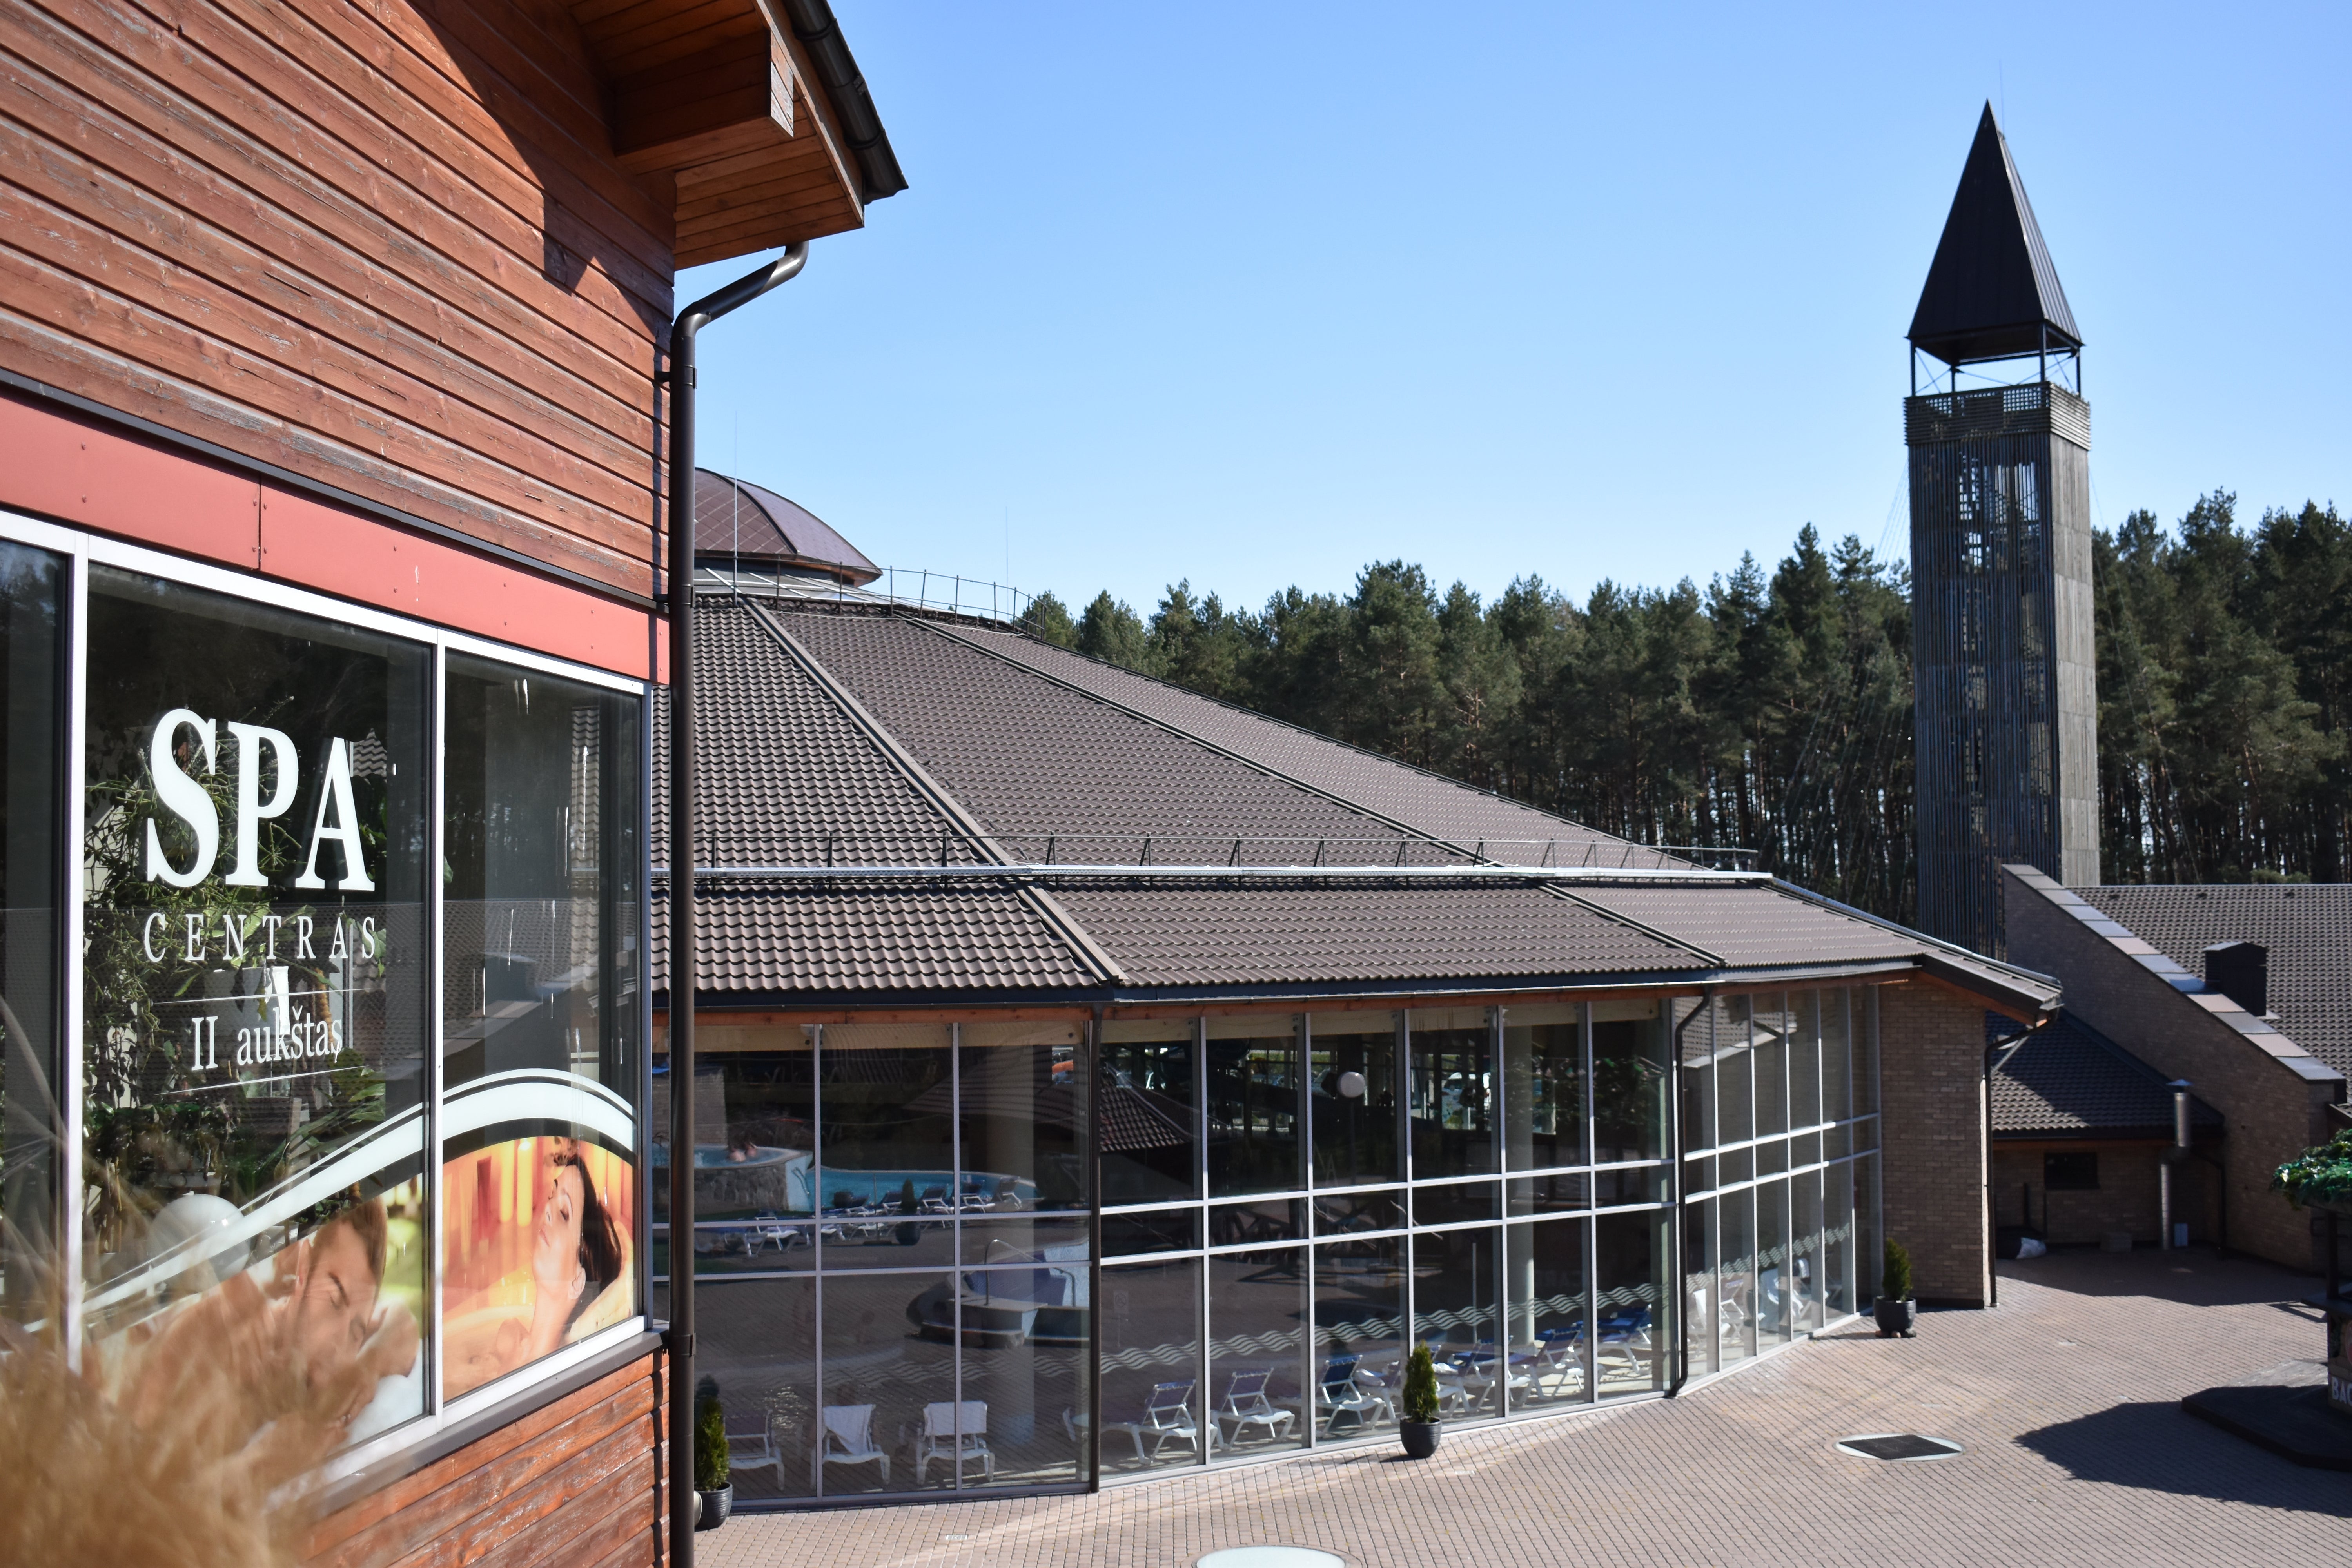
[2003,867,2344,1270]
[1877,979,1991,1307]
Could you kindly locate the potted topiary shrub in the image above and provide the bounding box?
[1398,1342,1443,1458]
[693,1383,732,1530]
[1874,1238,1918,1338]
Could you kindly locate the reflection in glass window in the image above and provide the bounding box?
[1412,1226,1500,1418]
[1855,1154,1881,1305]
[0,542,60,1325]
[1313,1235,1403,1440]
[1311,1187,1403,1235]
[1507,1218,1589,1408]
[1308,1011,1398,1187]
[1099,1019,1194,1205]
[1752,994,1789,1140]
[958,1262,1091,1486]
[961,1020,1086,1261]
[813,1022,954,1259]
[1408,1008,1493,1178]
[700,1276,816,1500]
[1755,1178,1793,1349]
[1207,1247,1307,1458]
[79,567,431,1446]
[1823,988,1853,1125]
[1716,997,1753,1148]
[1102,1207,1200,1256]
[823,1270,955,1492]
[442,653,640,1402]
[1682,1196,1719,1379]
[1824,1161,1855,1318]
[659,1025,814,1279]
[1595,1209,1668,1397]
[1718,1187,1756,1367]
[1102,1258,1203,1474]
[1791,991,1823,1131]
[1592,1000,1668,1161]
[1790,1170,1826,1334]
[1501,1004,1583,1171]
[1206,1017,1299,1197]
[1677,998,1715,1157]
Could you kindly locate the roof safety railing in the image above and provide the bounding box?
[652,835,1762,882]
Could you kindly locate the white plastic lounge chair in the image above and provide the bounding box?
[725,1407,786,1487]
[1103,1381,1203,1463]
[1214,1368,1295,1446]
[811,1403,889,1490]
[915,1400,993,1486]
[1315,1355,1391,1434]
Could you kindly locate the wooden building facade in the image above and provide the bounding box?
[0,2,899,1563]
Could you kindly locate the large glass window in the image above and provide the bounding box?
[1308,1011,1398,1187]
[813,1022,955,1269]
[1102,1257,1203,1474]
[1412,1225,1501,1418]
[1408,1008,1494,1179]
[442,653,641,1402]
[1206,1017,1299,1196]
[1502,1004,1583,1172]
[1594,1208,1667,1397]
[79,567,432,1445]
[1592,1000,1668,1163]
[0,542,61,1327]
[1207,1247,1307,1455]
[699,1276,817,1501]
[1100,1019,1194,1206]
[960,1020,1086,1262]
[1506,1218,1588,1408]
[1313,1234,1403,1440]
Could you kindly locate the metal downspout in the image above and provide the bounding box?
[664,243,808,1568]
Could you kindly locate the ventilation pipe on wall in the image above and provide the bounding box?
[662,241,808,1568]
[2161,1080,2192,1251]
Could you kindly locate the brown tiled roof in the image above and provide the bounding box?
[1051,882,1700,988]
[773,610,1461,867]
[1572,885,1919,967]
[2072,884,2352,1078]
[653,600,2063,1012]
[655,881,1096,994]
[1990,1013,2222,1138]
[943,622,1644,866]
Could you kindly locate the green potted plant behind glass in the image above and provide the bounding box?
[1874,1239,1918,1338]
[693,1382,732,1530]
[1398,1342,1443,1458]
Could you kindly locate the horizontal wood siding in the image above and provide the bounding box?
[0,0,674,598]
[303,1352,665,1568]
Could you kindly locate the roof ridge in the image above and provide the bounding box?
[735,598,1129,985]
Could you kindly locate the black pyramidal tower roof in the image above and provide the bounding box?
[1907,104,2081,366]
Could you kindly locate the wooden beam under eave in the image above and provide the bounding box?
[669,71,864,265]
[611,31,793,177]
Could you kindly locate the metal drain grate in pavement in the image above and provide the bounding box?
[1834,1433,1964,1461]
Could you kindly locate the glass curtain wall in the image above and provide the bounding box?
[684,991,1875,1498]
[1100,1002,1681,1481]
[1675,987,1880,1384]
[669,1019,1092,1500]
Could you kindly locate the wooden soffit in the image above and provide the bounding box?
[568,0,866,264]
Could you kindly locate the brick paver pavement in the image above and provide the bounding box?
[704,1250,2350,1567]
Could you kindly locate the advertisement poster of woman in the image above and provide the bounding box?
[442,1136,633,1401]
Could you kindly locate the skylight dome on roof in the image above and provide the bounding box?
[694,466,881,585]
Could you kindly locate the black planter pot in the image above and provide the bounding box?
[693,1485,733,1531]
[1874,1297,1918,1338]
[1399,1419,1441,1459]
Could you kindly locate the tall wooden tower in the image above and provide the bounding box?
[1907,104,2099,956]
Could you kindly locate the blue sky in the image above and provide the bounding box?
[681,3,2350,617]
